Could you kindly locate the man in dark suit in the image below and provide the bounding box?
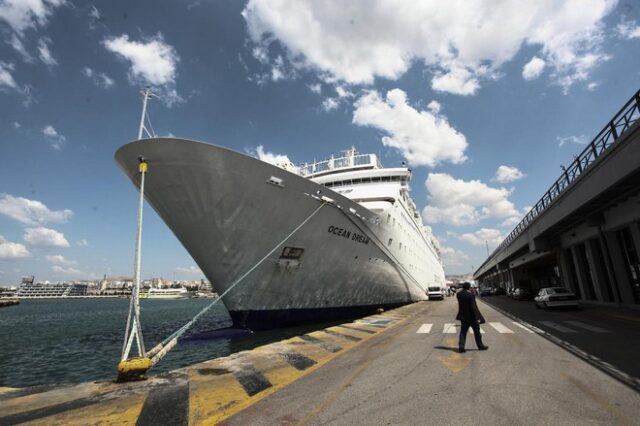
[456,282,489,353]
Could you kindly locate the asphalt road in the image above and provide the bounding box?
[223,297,640,426]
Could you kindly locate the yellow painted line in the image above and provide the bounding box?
[22,390,148,426]
[0,381,120,418]
[188,359,249,426]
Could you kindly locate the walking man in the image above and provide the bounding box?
[456,282,489,353]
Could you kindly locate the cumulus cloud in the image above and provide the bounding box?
[52,265,82,274]
[494,165,525,183]
[252,145,293,167]
[76,239,89,247]
[422,173,518,226]
[46,254,76,266]
[439,245,470,268]
[322,97,339,112]
[175,266,203,275]
[522,56,546,80]
[42,125,66,150]
[0,235,31,259]
[353,89,467,167]
[103,33,182,105]
[0,0,65,36]
[557,134,588,147]
[0,194,73,226]
[24,227,69,247]
[242,0,616,93]
[459,228,504,248]
[617,20,640,39]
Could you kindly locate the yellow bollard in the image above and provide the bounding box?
[116,357,152,382]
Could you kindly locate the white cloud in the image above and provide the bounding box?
[427,101,441,114]
[423,173,518,226]
[0,0,65,36]
[83,67,115,89]
[439,245,470,268]
[12,121,21,128]
[557,134,588,147]
[77,239,89,247]
[242,0,616,93]
[0,235,31,259]
[522,56,546,80]
[175,266,202,275]
[494,165,525,183]
[353,89,467,167]
[587,82,599,91]
[322,97,339,111]
[9,34,33,62]
[103,33,182,105]
[52,265,82,274]
[308,83,321,94]
[617,20,640,39]
[0,61,18,90]
[252,145,293,167]
[459,228,504,247]
[37,38,57,66]
[0,194,73,226]
[42,125,66,150]
[23,227,69,247]
[46,254,76,266]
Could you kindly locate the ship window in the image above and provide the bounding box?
[281,247,304,259]
[388,238,393,246]
[373,176,381,182]
[381,176,391,182]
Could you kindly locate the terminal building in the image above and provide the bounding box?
[474,89,640,310]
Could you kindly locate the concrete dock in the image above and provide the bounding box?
[1,298,639,425]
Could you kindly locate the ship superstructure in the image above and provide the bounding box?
[115,138,445,329]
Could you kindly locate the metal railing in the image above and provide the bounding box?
[486,89,640,263]
[299,153,381,176]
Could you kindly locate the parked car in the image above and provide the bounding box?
[512,287,533,300]
[534,287,579,309]
[494,287,507,296]
[479,288,493,297]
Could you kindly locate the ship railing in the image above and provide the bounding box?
[485,89,640,263]
[299,153,381,176]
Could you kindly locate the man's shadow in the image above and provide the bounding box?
[433,345,459,352]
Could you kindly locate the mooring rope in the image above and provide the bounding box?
[144,201,327,367]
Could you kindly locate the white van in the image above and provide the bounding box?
[427,285,444,300]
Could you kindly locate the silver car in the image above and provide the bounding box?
[534,287,579,309]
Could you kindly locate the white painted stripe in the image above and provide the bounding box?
[489,322,514,333]
[416,324,433,334]
[511,321,535,333]
[539,321,577,333]
[443,323,457,333]
[564,321,611,333]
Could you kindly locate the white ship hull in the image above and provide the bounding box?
[115,138,443,329]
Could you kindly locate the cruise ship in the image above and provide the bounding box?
[140,287,190,299]
[115,139,445,329]
[15,277,88,298]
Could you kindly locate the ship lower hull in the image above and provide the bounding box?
[229,302,407,330]
[115,138,434,329]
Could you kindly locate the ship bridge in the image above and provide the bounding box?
[474,89,640,309]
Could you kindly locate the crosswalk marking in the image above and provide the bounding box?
[443,323,457,333]
[489,322,514,333]
[416,324,433,334]
[511,321,535,333]
[564,321,611,333]
[539,321,577,333]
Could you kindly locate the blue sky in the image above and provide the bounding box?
[0,0,639,283]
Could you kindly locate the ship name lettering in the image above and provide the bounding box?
[327,225,369,245]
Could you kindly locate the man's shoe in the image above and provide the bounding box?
[458,348,466,353]
[478,345,489,350]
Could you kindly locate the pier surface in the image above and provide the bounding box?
[1,298,639,425]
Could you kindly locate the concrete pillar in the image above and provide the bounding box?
[604,231,635,305]
[557,249,573,291]
[584,241,605,302]
[570,245,589,301]
[586,239,609,302]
